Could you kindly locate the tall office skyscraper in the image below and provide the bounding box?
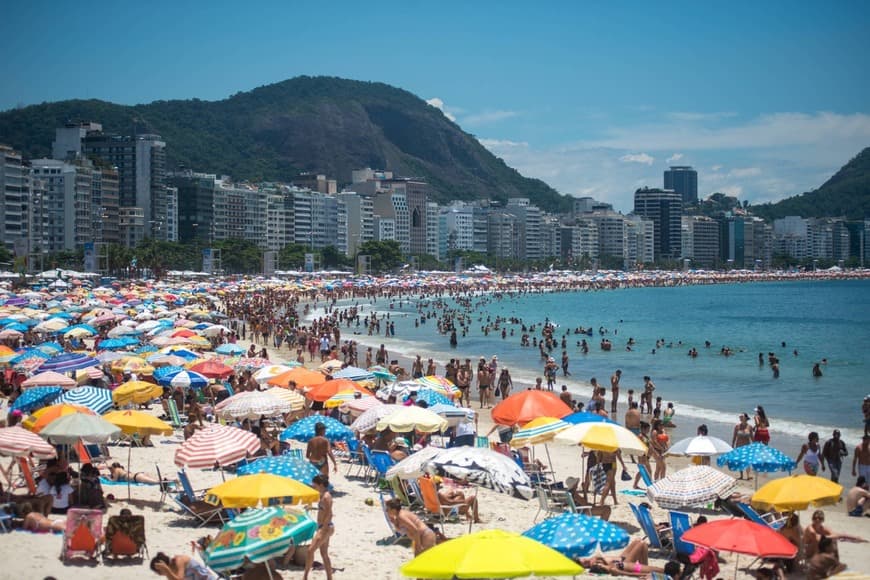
[664,166,698,204]
[633,187,683,261]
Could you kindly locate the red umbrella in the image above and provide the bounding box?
[305,378,370,402]
[681,519,797,558]
[189,360,234,379]
[491,390,572,426]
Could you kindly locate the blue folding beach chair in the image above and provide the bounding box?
[738,502,787,530]
[637,464,654,487]
[630,503,671,553]
[669,511,695,558]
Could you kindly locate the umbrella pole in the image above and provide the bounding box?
[127,444,132,501]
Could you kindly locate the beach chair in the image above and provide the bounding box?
[0,503,13,533]
[737,502,788,530]
[344,439,367,479]
[716,497,747,518]
[155,464,178,508]
[283,448,303,460]
[404,479,425,512]
[61,508,103,562]
[637,463,654,487]
[417,476,463,533]
[534,485,566,522]
[174,470,224,526]
[166,398,183,428]
[363,447,395,488]
[378,493,409,545]
[475,435,490,448]
[552,489,593,516]
[103,513,148,560]
[669,511,699,578]
[630,503,671,553]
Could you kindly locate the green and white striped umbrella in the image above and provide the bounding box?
[204,507,317,571]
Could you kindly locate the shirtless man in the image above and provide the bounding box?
[624,402,641,435]
[306,422,337,477]
[610,369,621,414]
[845,476,870,517]
[456,361,471,407]
[852,435,870,482]
[641,376,655,414]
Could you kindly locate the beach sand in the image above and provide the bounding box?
[2,339,868,580]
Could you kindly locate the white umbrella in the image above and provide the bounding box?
[666,435,733,457]
[253,365,296,385]
[426,446,533,499]
[647,466,737,509]
[350,404,403,432]
[376,405,448,434]
[215,391,292,420]
[385,445,445,480]
[38,413,122,444]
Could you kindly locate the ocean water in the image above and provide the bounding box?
[337,280,869,450]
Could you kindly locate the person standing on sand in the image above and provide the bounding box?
[796,432,824,476]
[497,368,513,401]
[306,422,337,477]
[304,475,335,580]
[610,369,621,414]
[732,413,754,480]
[641,376,655,414]
[456,361,471,407]
[822,429,848,483]
[753,406,771,445]
[477,363,492,409]
[853,435,870,481]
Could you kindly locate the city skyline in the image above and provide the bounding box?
[2,1,869,212]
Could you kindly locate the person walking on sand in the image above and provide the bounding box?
[853,434,870,481]
[303,474,335,580]
[822,429,848,483]
[610,369,621,414]
[306,422,337,477]
[796,432,824,476]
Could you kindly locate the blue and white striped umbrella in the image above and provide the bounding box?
[716,443,796,473]
[39,352,100,373]
[152,365,185,382]
[280,415,353,443]
[158,369,209,389]
[523,511,630,558]
[10,386,63,413]
[408,388,453,407]
[56,386,114,414]
[204,507,316,571]
[238,455,320,485]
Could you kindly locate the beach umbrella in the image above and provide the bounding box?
[279,416,353,443]
[200,324,231,337]
[35,341,65,354]
[412,375,460,398]
[562,411,617,425]
[429,404,474,427]
[9,386,63,413]
[716,443,796,473]
[39,352,99,373]
[96,351,127,363]
[491,390,572,426]
[385,445,446,480]
[646,465,737,509]
[189,360,234,379]
[205,473,319,508]
[263,387,306,411]
[377,381,417,400]
[317,359,344,373]
[340,395,382,417]
[98,337,137,350]
[305,378,369,403]
[159,369,209,389]
[215,343,245,355]
[233,357,273,371]
[331,366,374,381]
[554,422,648,455]
[62,323,97,337]
[0,426,57,459]
[174,425,261,469]
[324,389,374,409]
[110,356,155,376]
[56,386,114,414]
[510,417,570,448]
[426,446,534,499]
[34,318,69,333]
[103,410,173,437]
[39,412,121,444]
[410,388,453,407]
[350,404,403,433]
[22,403,95,432]
[267,367,327,389]
[522,511,630,558]
[667,435,733,457]
[204,507,317,572]
[0,329,23,340]
[215,391,292,420]
[254,365,296,384]
[147,354,191,367]
[158,347,201,360]
[112,380,164,406]
[376,405,448,434]
[152,365,185,382]
[399,529,583,579]
[751,474,843,511]
[21,370,77,389]
[681,519,797,559]
[367,365,396,382]
[237,455,320,485]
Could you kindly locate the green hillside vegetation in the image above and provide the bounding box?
[0,76,571,212]
[751,147,870,221]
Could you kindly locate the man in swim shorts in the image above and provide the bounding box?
[306,422,337,477]
[852,435,870,482]
[845,476,869,517]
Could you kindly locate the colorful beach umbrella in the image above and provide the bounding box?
[189,360,234,379]
[350,404,403,433]
[410,388,453,407]
[159,369,209,389]
[237,455,320,485]
[0,426,57,459]
[215,343,245,355]
[399,529,583,579]
[426,446,534,499]
[412,375,459,397]
[491,390,572,426]
[39,412,121,444]
[174,425,261,468]
[751,474,843,511]
[9,386,62,413]
[22,370,77,388]
[263,387,306,411]
[554,422,647,455]
[56,386,114,414]
[253,365,296,384]
[324,389,373,409]
[215,391,293,420]
[305,378,369,403]
[646,465,737,509]
[716,443,796,473]
[681,519,798,559]
[110,356,155,376]
[205,474,319,508]
[23,403,95,432]
[38,352,99,373]
[667,435,733,457]
[279,415,353,443]
[522,511,630,558]
[204,507,316,571]
[331,366,374,381]
[152,365,185,382]
[510,417,570,448]
[232,357,273,371]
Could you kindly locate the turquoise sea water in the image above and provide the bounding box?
[345,280,869,449]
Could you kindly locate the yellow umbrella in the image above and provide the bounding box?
[110,356,156,376]
[205,473,319,508]
[324,389,373,409]
[112,380,163,405]
[510,416,570,448]
[400,529,583,579]
[23,403,95,433]
[751,474,843,511]
[103,410,173,436]
[553,422,647,454]
[375,405,448,433]
[264,387,305,411]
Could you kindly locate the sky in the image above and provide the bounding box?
[2,1,869,212]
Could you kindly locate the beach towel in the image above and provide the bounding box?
[619,489,648,496]
[100,476,156,487]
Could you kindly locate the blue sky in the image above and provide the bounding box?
[2,0,869,211]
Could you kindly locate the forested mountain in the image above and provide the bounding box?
[0,76,571,212]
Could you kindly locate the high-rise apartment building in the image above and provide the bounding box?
[0,144,28,253]
[505,198,543,261]
[634,187,682,261]
[681,215,720,268]
[336,192,373,257]
[664,166,698,205]
[29,159,93,252]
[623,215,655,267]
[487,211,519,260]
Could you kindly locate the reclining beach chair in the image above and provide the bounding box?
[0,503,13,533]
[378,493,409,546]
[534,485,566,522]
[738,502,788,530]
[630,503,671,554]
[174,470,224,526]
[362,446,395,488]
[103,513,148,560]
[669,511,699,578]
[344,439,367,479]
[166,398,183,429]
[637,463,654,488]
[61,508,103,562]
[417,476,464,533]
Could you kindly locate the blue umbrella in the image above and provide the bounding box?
[61,323,98,337]
[10,386,63,413]
[10,349,51,364]
[35,341,65,354]
[158,369,209,389]
[56,386,114,414]
[409,388,453,407]
[522,511,630,558]
[39,352,100,373]
[716,443,796,473]
[331,366,374,381]
[216,343,245,355]
[99,337,138,350]
[152,365,185,382]
[134,345,158,355]
[237,455,320,485]
[2,322,29,332]
[562,411,617,425]
[280,416,353,443]
[161,348,200,361]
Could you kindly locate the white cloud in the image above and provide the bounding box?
[728,167,762,178]
[666,153,684,164]
[479,138,529,149]
[717,185,744,198]
[426,97,456,122]
[711,165,723,172]
[620,153,655,165]
[463,110,518,126]
[667,111,738,122]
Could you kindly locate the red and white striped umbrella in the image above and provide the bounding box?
[0,426,57,459]
[174,424,260,468]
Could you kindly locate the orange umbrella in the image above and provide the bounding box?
[22,403,96,433]
[305,379,370,402]
[189,360,234,379]
[491,390,572,426]
[171,328,197,338]
[267,367,327,389]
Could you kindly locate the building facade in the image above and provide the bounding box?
[664,166,698,204]
[633,187,682,261]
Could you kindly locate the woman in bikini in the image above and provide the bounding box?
[754,405,771,445]
[385,497,437,555]
[732,413,755,479]
[577,538,665,576]
[19,501,66,533]
[109,462,161,485]
[304,474,334,580]
[650,419,669,481]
